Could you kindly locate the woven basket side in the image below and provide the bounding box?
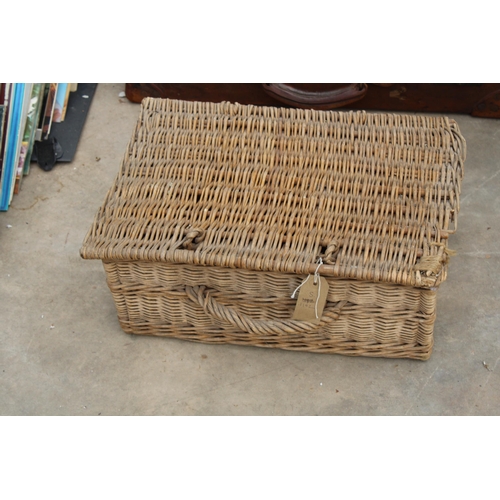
[103,261,435,360]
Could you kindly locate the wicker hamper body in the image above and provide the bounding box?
[81,98,465,360]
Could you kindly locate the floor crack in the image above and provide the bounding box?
[405,366,439,415]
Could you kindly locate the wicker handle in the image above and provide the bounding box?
[185,285,347,336]
[262,83,368,110]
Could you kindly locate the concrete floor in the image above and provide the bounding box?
[1,83,499,416]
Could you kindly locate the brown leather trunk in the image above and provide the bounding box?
[125,83,500,118]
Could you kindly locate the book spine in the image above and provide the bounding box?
[41,83,57,139]
[0,105,5,176]
[61,83,71,121]
[8,84,31,202]
[24,83,46,176]
[14,84,41,193]
[0,83,11,179]
[0,83,25,211]
[53,83,67,123]
[35,84,48,141]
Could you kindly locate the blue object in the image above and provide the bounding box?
[0,83,25,211]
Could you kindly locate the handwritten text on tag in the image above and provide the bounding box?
[292,275,329,324]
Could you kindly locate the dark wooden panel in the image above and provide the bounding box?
[125,83,500,118]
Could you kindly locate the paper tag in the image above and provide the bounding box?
[292,275,329,324]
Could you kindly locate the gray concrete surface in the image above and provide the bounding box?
[1,83,499,415]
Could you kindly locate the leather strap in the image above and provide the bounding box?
[262,83,368,110]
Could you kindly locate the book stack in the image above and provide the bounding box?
[0,83,77,211]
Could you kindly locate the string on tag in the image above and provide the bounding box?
[313,258,323,318]
[313,258,323,285]
[291,275,310,299]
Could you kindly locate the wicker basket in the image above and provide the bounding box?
[80,98,466,360]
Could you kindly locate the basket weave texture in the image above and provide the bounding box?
[81,98,466,359]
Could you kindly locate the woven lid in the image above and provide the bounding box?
[81,98,466,288]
